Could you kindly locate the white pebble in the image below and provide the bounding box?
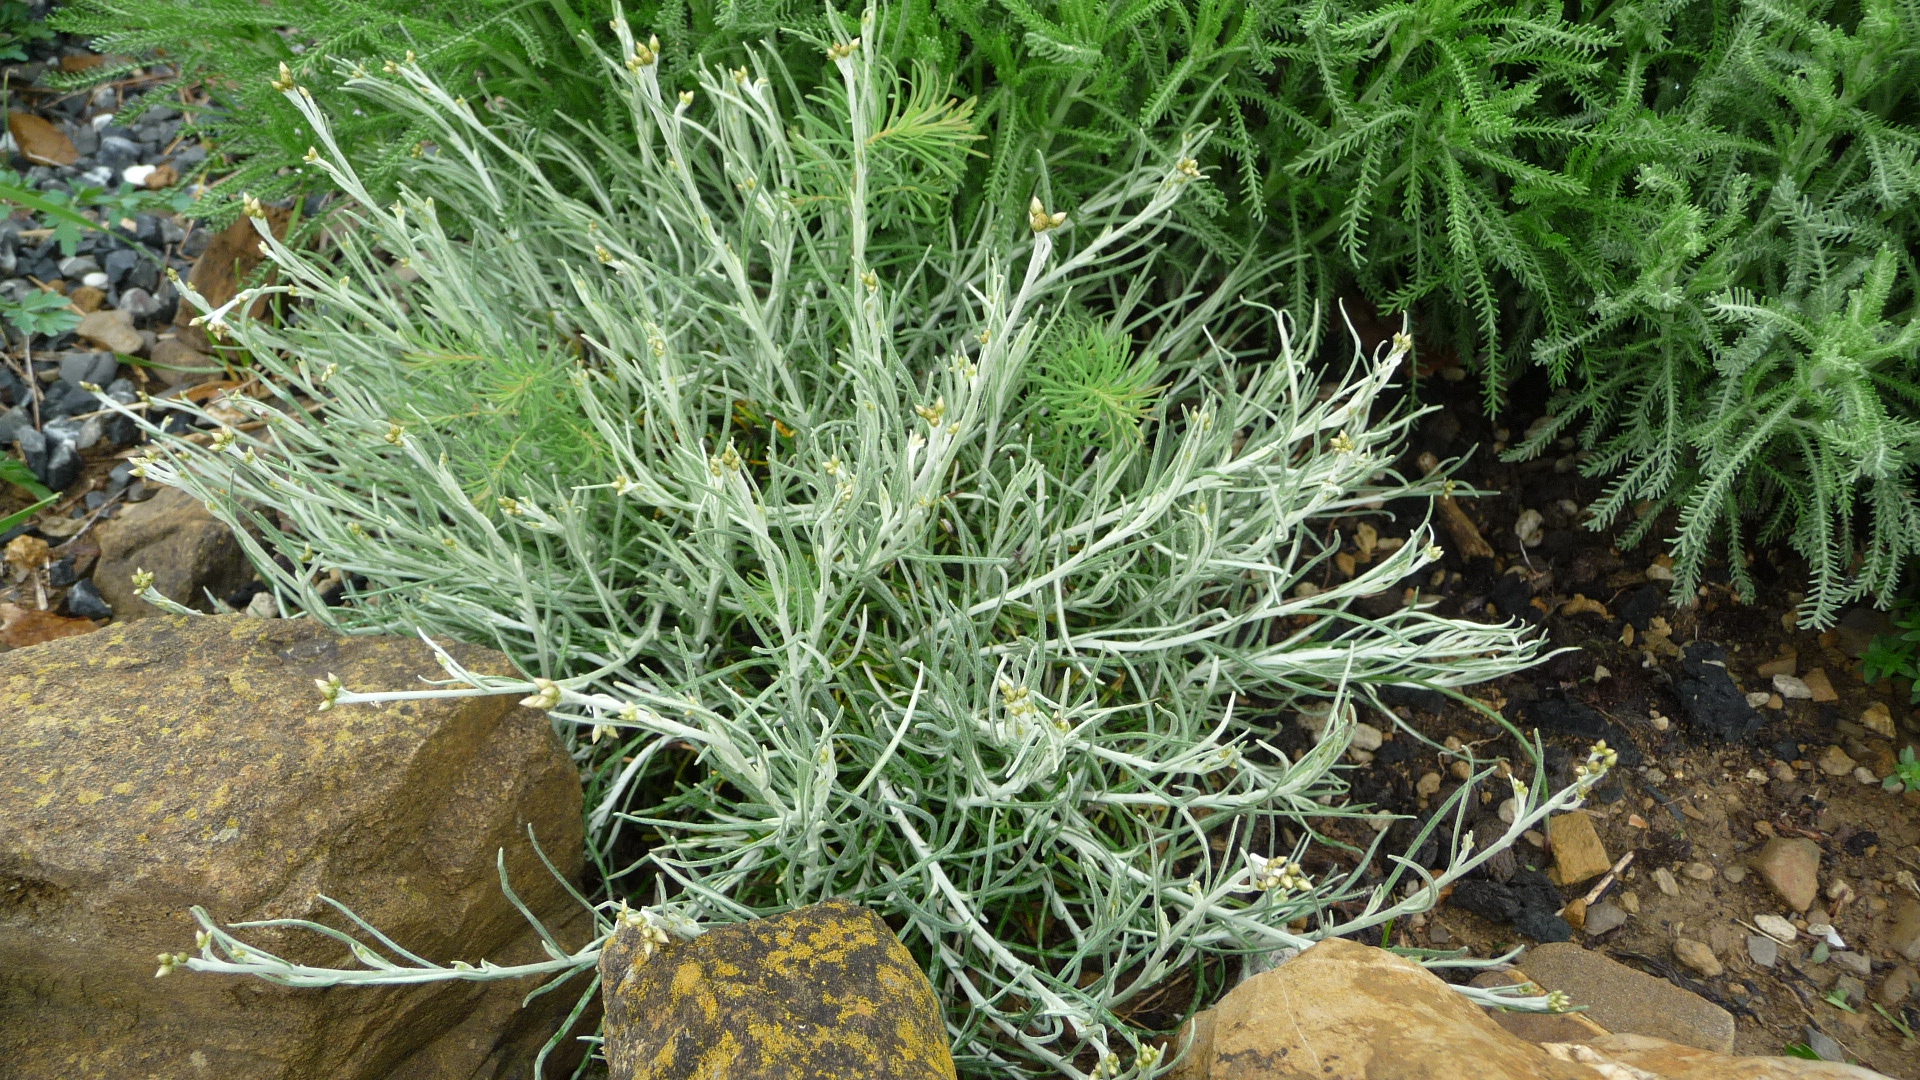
[1853,766,1878,785]
[1773,673,1814,700]
[1350,722,1384,752]
[1514,508,1545,547]
[81,271,109,289]
[1753,913,1797,943]
[122,163,158,186]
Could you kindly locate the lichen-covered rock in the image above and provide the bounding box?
[0,614,588,1080]
[599,899,956,1080]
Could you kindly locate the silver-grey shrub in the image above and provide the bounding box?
[122,7,1605,1076]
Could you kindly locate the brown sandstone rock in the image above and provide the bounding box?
[0,615,588,1079]
[1169,941,1894,1080]
[1171,937,1599,1080]
[599,899,956,1080]
[91,484,256,619]
[1548,811,1612,885]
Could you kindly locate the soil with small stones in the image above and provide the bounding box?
[1278,330,1920,1076]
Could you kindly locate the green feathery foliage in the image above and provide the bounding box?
[60,0,1920,621]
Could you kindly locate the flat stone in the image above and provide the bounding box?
[1723,865,1748,883]
[1748,935,1780,968]
[1862,702,1895,738]
[1802,668,1839,702]
[1887,899,1920,963]
[1774,674,1814,700]
[1753,838,1822,912]
[1584,901,1629,936]
[1684,861,1716,881]
[1518,941,1736,1052]
[1655,866,1680,897]
[1756,914,1799,943]
[1548,812,1612,886]
[1756,654,1798,678]
[0,615,586,1079]
[1675,938,1723,978]
[1831,950,1871,977]
[600,900,955,1080]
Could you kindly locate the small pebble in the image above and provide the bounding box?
[1651,715,1670,732]
[1723,865,1747,884]
[1497,797,1517,824]
[1754,914,1798,942]
[1450,760,1472,781]
[1774,673,1814,699]
[1674,938,1723,978]
[1523,829,1545,848]
[1619,891,1640,915]
[1817,745,1857,776]
[1685,862,1715,882]
[1748,935,1780,968]
[1655,867,1680,896]
[65,578,112,620]
[1416,771,1442,798]
[1853,766,1878,785]
[1584,901,1629,935]
[1350,722,1384,752]
[1745,691,1771,708]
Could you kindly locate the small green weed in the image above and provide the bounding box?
[0,288,81,338]
[1884,746,1920,794]
[0,0,52,62]
[1863,600,1920,704]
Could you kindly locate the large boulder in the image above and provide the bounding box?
[599,899,956,1080]
[0,614,588,1079]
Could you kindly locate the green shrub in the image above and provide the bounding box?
[121,12,1599,1074]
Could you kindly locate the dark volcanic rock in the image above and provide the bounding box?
[1450,868,1572,943]
[1675,641,1763,743]
[1507,689,1643,767]
[1617,584,1661,630]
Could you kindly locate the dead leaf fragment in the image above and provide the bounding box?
[7,112,79,166]
[1559,593,1610,619]
[0,603,101,649]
